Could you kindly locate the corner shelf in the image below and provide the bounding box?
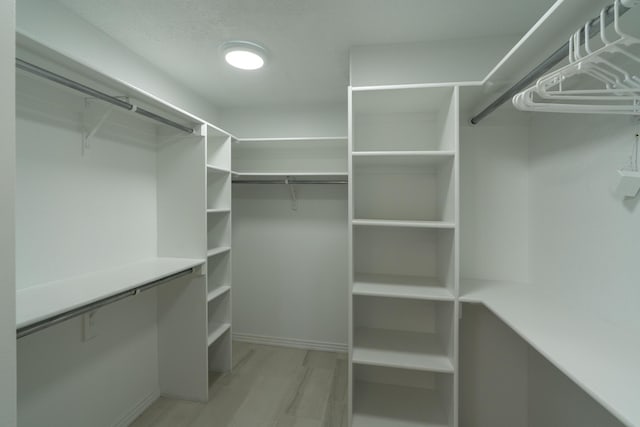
[206,164,230,174]
[353,273,454,301]
[207,322,231,346]
[353,327,454,373]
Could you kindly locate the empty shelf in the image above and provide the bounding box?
[16,257,205,329]
[353,274,454,301]
[353,327,453,373]
[353,151,455,168]
[353,381,449,427]
[207,247,231,258]
[352,219,455,229]
[207,323,231,346]
[207,285,231,302]
[233,172,348,181]
[460,279,640,427]
[206,164,230,174]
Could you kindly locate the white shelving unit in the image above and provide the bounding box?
[16,36,212,405]
[205,126,233,376]
[349,84,459,427]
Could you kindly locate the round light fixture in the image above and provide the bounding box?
[222,41,267,70]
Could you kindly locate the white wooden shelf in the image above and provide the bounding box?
[236,136,347,142]
[16,257,205,329]
[353,381,449,427]
[353,274,454,301]
[207,285,231,303]
[353,151,455,167]
[352,219,455,229]
[353,327,454,373]
[206,164,230,174]
[460,279,640,427]
[207,322,231,346]
[207,247,231,258]
[206,208,230,214]
[233,172,348,181]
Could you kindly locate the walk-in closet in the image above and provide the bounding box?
[1,0,639,426]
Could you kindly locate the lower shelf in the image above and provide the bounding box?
[353,381,449,427]
[207,323,231,346]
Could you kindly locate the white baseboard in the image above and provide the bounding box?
[114,389,160,427]
[233,332,347,353]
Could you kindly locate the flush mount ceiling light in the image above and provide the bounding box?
[222,41,267,70]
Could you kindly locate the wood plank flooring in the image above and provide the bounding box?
[131,342,348,427]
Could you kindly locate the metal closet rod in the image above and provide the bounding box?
[16,58,195,134]
[470,1,630,125]
[233,180,348,184]
[16,267,195,339]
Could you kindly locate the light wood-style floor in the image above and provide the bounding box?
[131,341,348,427]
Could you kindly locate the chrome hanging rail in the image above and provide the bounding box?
[16,58,195,134]
[16,267,195,339]
[470,1,631,125]
[232,179,348,184]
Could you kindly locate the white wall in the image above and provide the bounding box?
[232,184,348,349]
[16,0,220,124]
[0,1,17,426]
[219,104,348,138]
[460,120,530,282]
[18,293,159,427]
[529,114,640,329]
[350,36,518,87]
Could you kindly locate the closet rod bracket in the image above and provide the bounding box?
[82,101,114,153]
[285,176,298,210]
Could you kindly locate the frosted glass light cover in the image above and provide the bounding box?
[225,50,264,70]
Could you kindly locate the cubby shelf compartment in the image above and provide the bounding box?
[353,219,455,229]
[353,327,454,373]
[207,285,231,303]
[207,322,231,346]
[207,246,231,258]
[353,273,454,301]
[353,382,450,427]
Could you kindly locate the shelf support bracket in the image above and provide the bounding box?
[285,176,298,211]
[82,101,114,154]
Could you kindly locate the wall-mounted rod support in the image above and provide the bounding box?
[16,58,195,134]
[470,1,630,125]
[16,267,195,339]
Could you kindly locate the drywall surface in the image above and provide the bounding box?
[529,114,640,329]
[0,0,17,425]
[460,122,530,282]
[18,293,159,427]
[460,304,528,427]
[16,0,220,124]
[219,104,348,139]
[232,184,348,349]
[528,347,623,427]
[350,35,518,87]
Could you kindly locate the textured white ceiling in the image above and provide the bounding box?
[57,0,556,109]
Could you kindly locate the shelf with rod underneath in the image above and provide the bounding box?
[353,327,454,373]
[233,172,348,184]
[16,257,205,333]
[353,273,454,301]
[206,164,231,174]
[352,151,455,167]
[460,279,640,427]
[353,219,455,229]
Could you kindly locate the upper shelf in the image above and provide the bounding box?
[233,172,348,182]
[16,257,205,330]
[460,279,640,427]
